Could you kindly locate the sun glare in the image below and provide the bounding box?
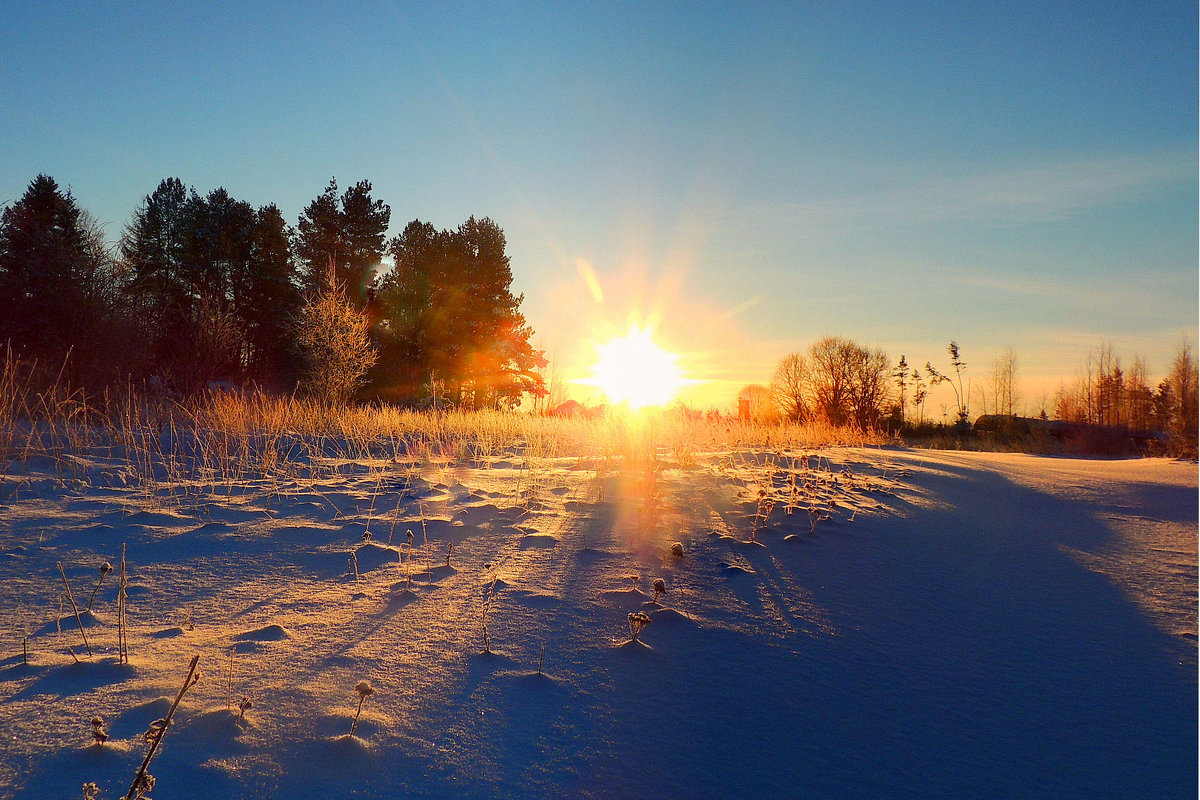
[586,325,689,409]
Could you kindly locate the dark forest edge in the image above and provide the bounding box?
[0,174,543,407]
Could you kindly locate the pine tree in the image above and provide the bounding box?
[0,175,115,375]
[295,179,390,309]
[375,217,545,406]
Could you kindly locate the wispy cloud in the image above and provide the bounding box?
[763,146,1196,230]
[955,268,1197,310]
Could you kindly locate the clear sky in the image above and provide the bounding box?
[2,2,1196,411]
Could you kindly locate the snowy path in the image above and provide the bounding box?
[0,448,1194,799]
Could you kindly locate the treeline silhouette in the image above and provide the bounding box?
[0,175,545,406]
[746,338,1198,457]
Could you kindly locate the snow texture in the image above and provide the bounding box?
[0,447,1195,799]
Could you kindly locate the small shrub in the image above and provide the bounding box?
[90,716,109,746]
[627,611,651,642]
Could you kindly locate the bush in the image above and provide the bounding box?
[293,262,378,405]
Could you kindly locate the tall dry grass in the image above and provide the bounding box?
[1,350,889,503]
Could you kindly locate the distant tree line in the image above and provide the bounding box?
[1052,343,1197,445]
[0,174,545,406]
[743,337,1198,455]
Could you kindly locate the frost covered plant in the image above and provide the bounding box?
[86,561,113,612]
[652,578,666,603]
[480,559,509,655]
[481,575,499,654]
[627,611,652,642]
[670,542,684,557]
[751,489,775,541]
[90,716,109,746]
[350,680,374,736]
[237,696,253,719]
[125,654,200,800]
[82,782,100,800]
[129,772,155,799]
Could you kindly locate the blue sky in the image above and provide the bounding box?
[2,2,1195,409]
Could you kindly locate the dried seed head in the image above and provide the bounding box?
[90,716,109,745]
[132,772,156,796]
[100,562,113,575]
[144,718,168,744]
[355,680,375,698]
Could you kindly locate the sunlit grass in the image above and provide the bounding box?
[0,350,889,502]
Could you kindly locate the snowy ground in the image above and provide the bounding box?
[0,444,1195,799]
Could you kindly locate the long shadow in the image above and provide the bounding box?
[751,452,1198,799]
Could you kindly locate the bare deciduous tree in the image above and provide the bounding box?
[1167,341,1198,456]
[770,354,807,422]
[984,346,1020,417]
[807,337,858,427]
[848,346,891,429]
[777,337,891,428]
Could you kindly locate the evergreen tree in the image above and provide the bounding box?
[295,179,390,308]
[122,180,300,390]
[121,177,193,322]
[375,217,545,406]
[0,175,116,376]
[242,204,301,385]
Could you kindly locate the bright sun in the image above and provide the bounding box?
[586,325,689,409]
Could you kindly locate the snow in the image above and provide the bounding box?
[0,445,1195,799]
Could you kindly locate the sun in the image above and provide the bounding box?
[585,325,689,409]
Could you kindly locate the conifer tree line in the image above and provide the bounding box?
[0,174,546,406]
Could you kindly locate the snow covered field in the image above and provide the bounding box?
[0,439,1195,799]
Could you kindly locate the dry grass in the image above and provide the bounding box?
[1,351,890,502]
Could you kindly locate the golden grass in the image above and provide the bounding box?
[0,350,889,498]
